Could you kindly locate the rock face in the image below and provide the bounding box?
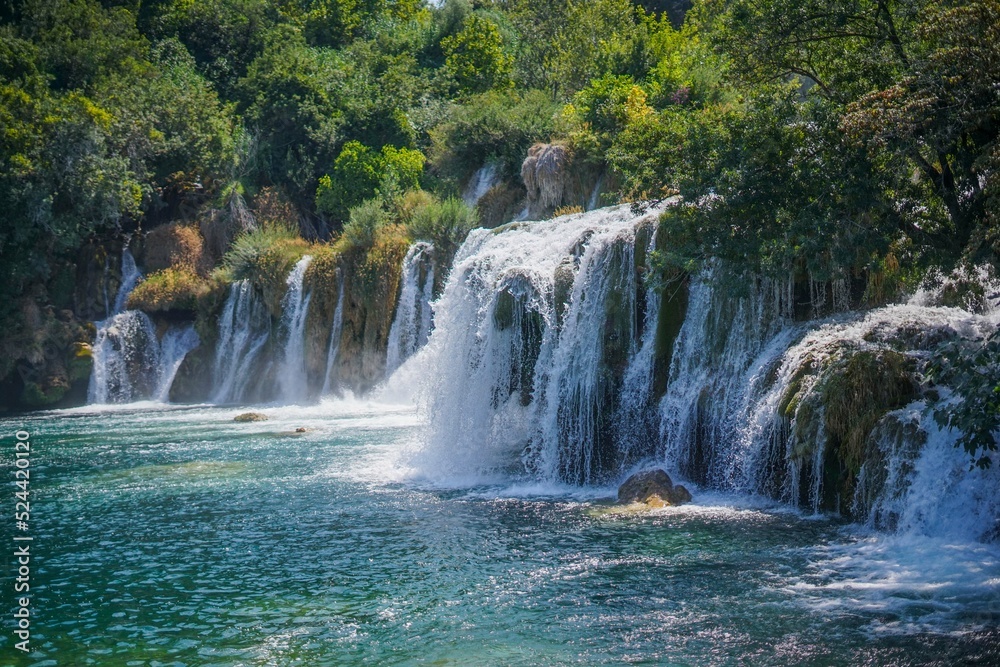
[522,143,570,218]
[617,469,692,506]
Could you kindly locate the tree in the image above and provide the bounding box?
[315,141,425,221]
[843,0,1000,263]
[441,14,513,95]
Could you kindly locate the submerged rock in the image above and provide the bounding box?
[617,469,692,506]
[234,412,268,422]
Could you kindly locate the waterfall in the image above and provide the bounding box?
[212,280,271,403]
[408,204,664,483]
[154,325,200,402]
[112,250,142,314]
[385,243,435,376]
[321,274,346,395]
[463,163,500,207]
[586,173,605,211]
[277,255,313,402]
[397,200,999,541]
[656,269,1000,537]
[89,310,160,404]
[657,270,798,495]
[89,250,201,404]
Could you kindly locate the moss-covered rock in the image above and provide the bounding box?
[21,376,70,407]
[67,342,93,383]
[140,223,208,275]
[779,343,919,514]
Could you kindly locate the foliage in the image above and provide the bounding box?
[315,141,424,222]
[337,198,392,252]
[441,13,513,96]
[127,267,212,312]
[842,0,1000,263]
[429,88,559,181]
[406,195,478,257]
[927,329,1000,469]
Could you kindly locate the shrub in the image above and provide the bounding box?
[337,198,393,252]
[142,223,207,274]
[219,222,310,315]
[429,89,559,183]
[407,196,478,257]
[127,267,212,313]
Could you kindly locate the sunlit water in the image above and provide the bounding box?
[2,402,999,665]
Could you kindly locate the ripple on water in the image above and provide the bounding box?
[2,403,999,666]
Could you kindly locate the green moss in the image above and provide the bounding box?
[821,349,916,473]
[66,342,93,383]
[22,378,68,407]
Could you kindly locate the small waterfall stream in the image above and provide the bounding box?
[213,279,271,403]
[321,274,346,395]
[277,255,313,403]
[88,250,200,404]
[385,242,435,376]
[463,163,500,207]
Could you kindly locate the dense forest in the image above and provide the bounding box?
[0,0,997,458]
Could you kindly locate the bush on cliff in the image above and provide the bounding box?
[219,222,311,315]
[407,196,478,259]
[127,267,214,313]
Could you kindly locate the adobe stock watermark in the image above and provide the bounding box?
[12,429,32,653]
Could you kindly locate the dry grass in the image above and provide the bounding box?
[128,267,213,313]
[143,223,208,274]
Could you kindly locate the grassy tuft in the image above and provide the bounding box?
[407,196,478,259]
[219,222,310,315]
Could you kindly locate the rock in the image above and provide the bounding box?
[617,468,692,506]
[234,412,268,422]
[521,143,570,217]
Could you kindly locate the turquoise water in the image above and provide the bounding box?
[2,402,999,665]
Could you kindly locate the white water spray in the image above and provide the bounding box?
[407,204,664,484]
[89,250,201,404]
[212,280,271,403]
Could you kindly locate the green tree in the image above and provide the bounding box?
[843,0,1000,263]
[316,140,425,221]
[441,14,513,95]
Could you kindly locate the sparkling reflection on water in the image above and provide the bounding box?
[1,402,998,666]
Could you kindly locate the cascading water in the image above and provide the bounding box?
[321,274,346,395]
[656,267,1000,539]
[407,204,665,484]
[399,201,999,543]
[88,310,161,404]
[154,325,200,402]
[89,250,201,404]
[212,280,271,403]
[385,243,435,376]
[462,163,500,207]
[277,255,313,403]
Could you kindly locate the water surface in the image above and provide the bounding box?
[2,402,998,665]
